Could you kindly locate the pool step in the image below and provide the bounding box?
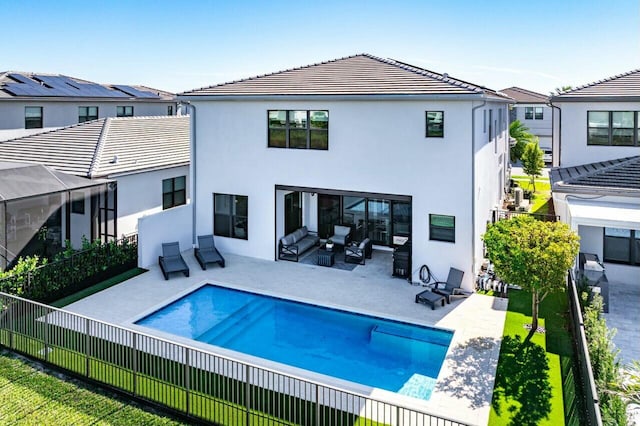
[369,324,451,360]
[197,300,274,345]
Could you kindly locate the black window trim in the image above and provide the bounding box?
[116,105,134,117]
[587,110,640,147]
[78,106,99,123]
[429,213,455,243]
[213,193,248,240]
[267,109,329,150]
[162,176,187,210]
[603,228,639,266]
[425,110,444,138]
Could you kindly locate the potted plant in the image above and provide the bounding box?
[325,239,334,251]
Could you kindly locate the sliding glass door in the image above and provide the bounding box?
[367,199,391,245]
[317,194,340,239]
[284,192,302,235]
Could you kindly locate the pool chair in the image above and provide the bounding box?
[431,267,466,304]
[158,242,190,280]
[195,234,226,270]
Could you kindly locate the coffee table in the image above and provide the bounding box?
[414,289,446,310]
[317,246,336,267]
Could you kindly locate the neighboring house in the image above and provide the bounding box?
[0,161,110,270]
[0,72,177,141]
[550,70,640,285]
[500,86,552,152]
[0,116,190,252]
[171,54,511,290]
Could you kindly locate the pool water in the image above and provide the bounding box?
[136,284,452,400]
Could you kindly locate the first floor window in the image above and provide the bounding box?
[25,106,43,129]
[604,228,639,265]
[214,194,248,239]
[429,214,455,243]
[162,176,186,210]
[425,111,444,137]
[116,106,134,117]
[79,106,98,123]
[268,110,328,149]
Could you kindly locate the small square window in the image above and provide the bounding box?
[79,106,98,123]
[429,214,455,243]
[426,111,444,138]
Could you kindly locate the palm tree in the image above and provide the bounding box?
[509,120,534,162]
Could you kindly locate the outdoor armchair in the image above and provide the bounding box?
[158,241,190,280]
[344,238,372,265]
[195,234,226,270]
[431,267,466,304]
[330,225,352,247]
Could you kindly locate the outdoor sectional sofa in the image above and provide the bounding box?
[279,226,319,261]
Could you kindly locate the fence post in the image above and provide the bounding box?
[8,298,14,350]
[315,383,320,426]
[43,307,49,363]
[132,332,137,396]
[245,364,251,425]
[85,317,90,378]
[184,347,190,416]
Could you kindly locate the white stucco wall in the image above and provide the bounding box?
[554,101,640,167]
[0,100,177,130]
[114,165,190,237]
[191,98,509,290]
[138,203,192,268]
[514,104,552,149]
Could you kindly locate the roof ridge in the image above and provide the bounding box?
[559,69,640,95]
[502,86,548,97]
[181,53,365,95]
[381,55,482,92]
[88,118,110,178]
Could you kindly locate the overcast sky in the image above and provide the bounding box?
[3,0,639,95]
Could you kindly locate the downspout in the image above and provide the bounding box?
[471,100,487,282]
[548,101,561,167]
[182,102,197,246]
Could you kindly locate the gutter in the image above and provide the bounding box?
[471,100,486,280]
[548,101,561,167]
[180,102,197,246]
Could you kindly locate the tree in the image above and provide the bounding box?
[521,139,544,192]
[509,120,534,163]
[483,216,580,339]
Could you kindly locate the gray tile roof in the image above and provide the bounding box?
[551,69,640,101]
[181,54,511,100]
[500,87,549,104]
[0,161,105,201]
[550,156,640,194]
[0,72,174,100]
[0,116,189,178]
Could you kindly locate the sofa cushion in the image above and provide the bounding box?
[281,235,294,246]
[334,225,350,236]
[292,228,305,243]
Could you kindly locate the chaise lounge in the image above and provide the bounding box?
[194,234,225,270]
[431,267,466,304]
[279,226,319,262]
[158,242,190,280]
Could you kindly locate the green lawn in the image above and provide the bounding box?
[0,350,185,425]
[489,289,582,426]
[511,175,552,215]
[51,268,147,308]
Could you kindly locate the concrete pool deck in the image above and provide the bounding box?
[62,250,507,425]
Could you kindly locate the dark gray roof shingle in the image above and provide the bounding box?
[551,156,640,194]
[551,69,640,101]
[181,54,511,99]
[0,116,189,178]
[500,87,549,103]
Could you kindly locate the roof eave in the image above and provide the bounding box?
[552,183,640,196]
[550,95,640,103]
[0,96,175,102]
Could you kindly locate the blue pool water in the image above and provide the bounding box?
[136,284,452,400]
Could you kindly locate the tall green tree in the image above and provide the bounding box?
[521,140,544,192]
[483,216,580,338]
[509,120,534,162]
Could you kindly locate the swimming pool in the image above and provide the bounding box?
[135,284,452,400]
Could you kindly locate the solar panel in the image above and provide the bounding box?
[112,84,160,98]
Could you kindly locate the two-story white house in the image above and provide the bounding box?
[500,87,552,158]
[0,72,178,141]
[0,116,190,262]
[170,54,511,290]
[550,69,640,285]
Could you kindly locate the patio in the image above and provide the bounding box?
[62,249,507,426]
[604,279,640,366]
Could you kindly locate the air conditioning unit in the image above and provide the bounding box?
[514,187,523,207]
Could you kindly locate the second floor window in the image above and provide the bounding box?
[426,111,444,137]
[117,106,133,117]
[168,105,174,116]
[588,111,639,146]
[525,106,543,120]
[268,110,328,150]
[79,106,98,123]
[162,176,186,210]
[25,106,43,129]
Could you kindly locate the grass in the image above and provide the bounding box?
[0,349,185,425]
[511,175,552,215]
[50,268,147,308]
[489,289,582,426]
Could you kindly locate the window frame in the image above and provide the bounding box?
[78,106,98,123]
[213,193,248,240]
[587,111,640,146]
[24,106,43,129]
[425,111,444,138]
[524,107,534,120]
[534,106,544,120]
[603,228,639,266]
[429,214,455,243]
[162,176,186,210]
[267,110,329,150]
[116,106,134,117]
[71,191,85,215]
